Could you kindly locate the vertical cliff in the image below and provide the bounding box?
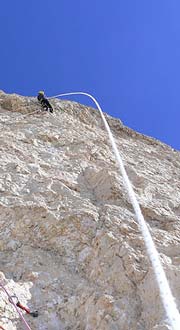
[0,91,180,330]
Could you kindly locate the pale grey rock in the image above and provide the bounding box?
[0,91,180,329]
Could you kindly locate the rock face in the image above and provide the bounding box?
[0,91,180,330]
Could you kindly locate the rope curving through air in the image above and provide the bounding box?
[49,91,180,330]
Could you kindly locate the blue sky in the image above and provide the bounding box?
[1,1,180,149]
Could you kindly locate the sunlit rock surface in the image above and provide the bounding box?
[0,91,180,330]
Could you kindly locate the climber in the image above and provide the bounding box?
[37,91,53,113]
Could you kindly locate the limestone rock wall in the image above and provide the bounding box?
[0,91,180,330]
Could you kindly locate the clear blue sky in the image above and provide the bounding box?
[1,1,180,149]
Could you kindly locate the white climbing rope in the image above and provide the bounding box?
[49,91,180,330]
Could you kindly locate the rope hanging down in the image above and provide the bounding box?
[49,91,180,330]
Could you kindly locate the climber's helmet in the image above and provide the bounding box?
[38,91,44,95]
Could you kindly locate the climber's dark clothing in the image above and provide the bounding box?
[37,94,53,113]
